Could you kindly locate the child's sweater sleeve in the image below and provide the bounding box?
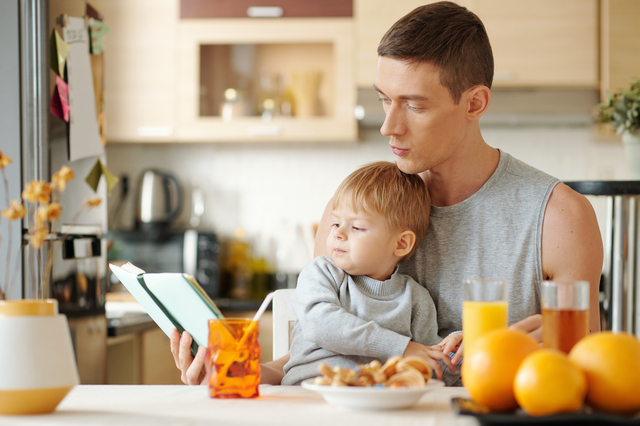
[291,257,410,360]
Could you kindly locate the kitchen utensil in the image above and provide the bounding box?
[135,169,183,230]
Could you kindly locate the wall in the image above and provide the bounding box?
[105,124,626,272]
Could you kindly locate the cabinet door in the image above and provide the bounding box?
[354,0,427,87]
[355,0,598,89]
[600,0,640,97]
[93,0,178,142]
[468,0,598,88]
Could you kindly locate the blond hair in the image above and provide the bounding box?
[332,161,431,261]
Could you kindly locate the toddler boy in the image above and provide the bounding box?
[282,161,462,386]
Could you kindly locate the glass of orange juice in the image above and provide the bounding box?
[541,281,589,354]
[207,318,261,398]
[462,279,509,357]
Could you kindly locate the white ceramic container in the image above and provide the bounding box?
[0,299,79,415]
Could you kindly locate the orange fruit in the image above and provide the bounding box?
[569,331,640,415]
[462,329,539,412]
[514,349,586,416]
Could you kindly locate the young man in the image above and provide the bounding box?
[171,1,603,385]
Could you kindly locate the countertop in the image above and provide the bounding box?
[4,385,478,426]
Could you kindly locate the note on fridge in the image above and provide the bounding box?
[63,16,104,162]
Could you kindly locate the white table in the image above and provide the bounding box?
[1,385,478,426]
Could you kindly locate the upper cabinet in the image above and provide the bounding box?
[99,0,356,143]
[600,0,640,97]
[175,18,356,143]
[94,0,179,142]
[355,0,598,89]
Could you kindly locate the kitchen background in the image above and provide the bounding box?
[2,0,638,385]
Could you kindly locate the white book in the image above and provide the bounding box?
[109,262,224,355]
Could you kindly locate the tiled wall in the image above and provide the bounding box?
[105,125,626,271]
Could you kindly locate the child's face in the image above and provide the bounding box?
[327,202,402,281]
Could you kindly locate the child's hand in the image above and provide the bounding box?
[403,341,456,380]
[440,332,464,365]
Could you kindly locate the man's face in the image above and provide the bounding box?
[374,57,471,175]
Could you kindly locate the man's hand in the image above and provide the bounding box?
[509,314,542,343]
[170,329,206,385]
[403,341,455,379]
[440,332,463,365]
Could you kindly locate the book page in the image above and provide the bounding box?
[108,264,175,339]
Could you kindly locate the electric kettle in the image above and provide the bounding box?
[134,169,183,230]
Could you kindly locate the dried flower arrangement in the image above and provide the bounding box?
[0,150,101,300]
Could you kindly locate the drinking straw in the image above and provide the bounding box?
[235,291,274,349]
[218,292,275,381]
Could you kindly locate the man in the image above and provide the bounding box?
[171,1,603,385]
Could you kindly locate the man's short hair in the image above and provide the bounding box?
[377,1,494,104]
[333,161,430,261]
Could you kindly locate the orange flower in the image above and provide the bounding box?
[36,203,61,226]
[83,198,102,208]
[2,200,26,220]
[29,226,48,249]
[0,151,12,169]
[51,166,74,190]
[22,181,52,204]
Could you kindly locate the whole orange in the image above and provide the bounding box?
[569,331,640,414]
[462,329,539,412]
[514,349,586,416]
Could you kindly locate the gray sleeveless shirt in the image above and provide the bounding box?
[398,150,560,338]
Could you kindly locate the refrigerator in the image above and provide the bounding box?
[0,0,109,384]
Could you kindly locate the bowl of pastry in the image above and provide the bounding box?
[301,356,445,411]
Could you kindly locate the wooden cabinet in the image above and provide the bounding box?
[97,0,356,143]
[600,0,640,98]
[93,0,179,142]
[470,0,598,88]
[355,0,598,89]
[176,18,356,143]
[180,0,352,18]
[107,326,183,384]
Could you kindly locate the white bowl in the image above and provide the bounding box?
[301,379,445,410]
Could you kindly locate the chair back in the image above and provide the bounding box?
[272,289,296,360]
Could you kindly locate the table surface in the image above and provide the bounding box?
[2,385,477,426]
[564,180,640,196]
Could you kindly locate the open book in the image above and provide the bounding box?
[109,262,224,355]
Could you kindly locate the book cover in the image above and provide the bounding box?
[109,263,224,354]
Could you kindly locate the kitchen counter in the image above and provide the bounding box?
[6,385,477,426]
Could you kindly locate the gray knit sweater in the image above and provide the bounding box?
[282,256,440,386]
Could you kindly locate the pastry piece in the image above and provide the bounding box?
[396,356,432,381]
[385,368,425,388]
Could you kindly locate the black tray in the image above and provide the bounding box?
[451,398,640,426]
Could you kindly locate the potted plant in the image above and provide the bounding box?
[597,79,640,179]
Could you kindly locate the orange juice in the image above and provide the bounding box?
[463,301,508,356]
[208,319,261,398]
[542,308,588,354]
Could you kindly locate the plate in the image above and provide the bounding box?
[301,378,445,411]
[451,398,640,425]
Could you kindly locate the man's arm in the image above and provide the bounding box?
[541,183,604,333]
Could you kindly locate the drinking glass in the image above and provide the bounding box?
[207,318,261,398]
[541,280,589,354]
[462,279,509,357]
